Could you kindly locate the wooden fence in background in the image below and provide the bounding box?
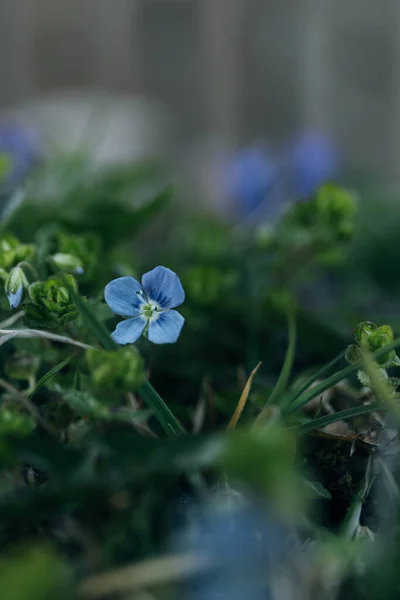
[1,0,400,177]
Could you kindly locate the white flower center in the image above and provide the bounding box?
[140,299,161,321]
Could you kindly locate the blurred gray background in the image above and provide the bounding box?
[1,0,399,177]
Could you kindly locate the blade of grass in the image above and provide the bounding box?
[227,362,262,430]
[295,402,383,435]
[138,380,186,438]
[28,356,72,399]
[255,307,296,424]
[284,350,346,409]
[286,336,400,415]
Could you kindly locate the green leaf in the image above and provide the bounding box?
[138,380,186,438]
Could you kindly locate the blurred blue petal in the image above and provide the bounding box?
[148,310,184,344]
[0,121,40,193]
[288,130,339,199]
[7,285,23,310]
[223,146,281,217]
[111,316,146,345]
[173,503,290,600]
[104,276,143,317]
[142,266,185,309]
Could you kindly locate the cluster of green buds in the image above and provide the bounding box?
[0,234,36,310]
[346,321,400,389]
[271,183,358,264]
[86,347,145,396]
[0,234,35,271]
[26,274,78,326]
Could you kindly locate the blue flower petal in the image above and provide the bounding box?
[142,266,185,309]
[7,285,23,310]
[111,316,146,345]
[148,310,184,344]
[104,276,144,317]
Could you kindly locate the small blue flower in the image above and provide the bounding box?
[287,130,339,199]
[105,266,185,345]
[0,120,39,194]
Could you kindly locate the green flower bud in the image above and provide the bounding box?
[5,266,28,309]
[367,325,399,367]
[353,321,377,345]
[0,409,35,436]
[0,234,35,270]
[4,351,40,381]
[86,346,145,394]
[56,231,100,275]
[352,321,400,369]
[316,184,358,225]
[51,253,84,275]
[28,274,78,323]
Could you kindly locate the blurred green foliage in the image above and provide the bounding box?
[0,155,400,600]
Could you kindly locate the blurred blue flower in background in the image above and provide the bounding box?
[173,501,294,600]
[286,130,339,200]
[0,121,40,195]
[219,132,339,222]
[222,145,282,219]
[105,266,185,345]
